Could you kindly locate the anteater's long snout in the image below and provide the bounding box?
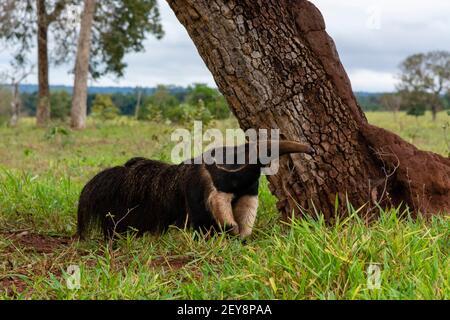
[209,139,314,173]
[276,140,314,155]
[253,140,314,158]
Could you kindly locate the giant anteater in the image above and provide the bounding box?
[77,140,313,239]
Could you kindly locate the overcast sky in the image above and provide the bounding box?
[0,0,449,92]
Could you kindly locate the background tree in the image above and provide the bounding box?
[0,0,79,126]
[407,104,425,117]
[444,90,450,112]
[167,0,450,217]
[50,90,71,120]
[186,83,230,119]
[71,0,164,129]
[355,93,382,112]
[134,88,143,120]
[20,92,39,116]
[91,94,119,121]
[379,93,402,120]
[89,0,164,78]
[111,92,138,115]
[398,51,450,121]
[0,63,34,127]
[138,103,163,121]
[0,87,13,126]
[402,90,431,120]
[70,0,96,130]
[143,85,179,119]
[0,0,163,127]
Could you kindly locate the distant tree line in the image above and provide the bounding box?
[357,91,450,113]
[0,83,231,124]
[3,80,448,126]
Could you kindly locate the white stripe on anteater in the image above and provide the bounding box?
[201,166,239,235]
[233,195,258,239]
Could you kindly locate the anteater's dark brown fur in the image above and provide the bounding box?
[77,141,313,239]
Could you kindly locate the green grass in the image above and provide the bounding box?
[366,111,450,156]
[0,113,449,299]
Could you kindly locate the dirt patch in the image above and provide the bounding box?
[0,277,28,296]
[0,231,197,296]
[148,255,193,270]
[1,231,73,254]
[0,231,76,297]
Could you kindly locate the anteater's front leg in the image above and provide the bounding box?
[233,195,258,239]
[207,190,240,235]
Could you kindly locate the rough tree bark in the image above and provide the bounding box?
[71,0,97,130]
[167,0,450,218]
[36,0,51,127]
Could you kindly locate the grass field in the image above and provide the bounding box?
[0,112,449,299]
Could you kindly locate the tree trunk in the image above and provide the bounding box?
[135,89,142,120]
[36,0,50,127]
[392,111,397,122]
[9,82,20,127]
[431,104,437,121]
[167,0,450,218]
[71,0,97,130]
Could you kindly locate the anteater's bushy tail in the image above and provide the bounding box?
[76,166,129,239]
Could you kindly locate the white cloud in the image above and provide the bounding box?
[313,0,450,91]
[347,69,397,92]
